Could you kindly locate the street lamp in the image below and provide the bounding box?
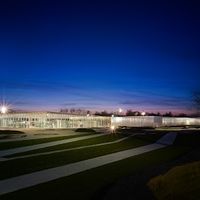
[118,108,123,113]
[110,125,115,133]
[141,111,146,116]
[111,125,115,130]
[0,106,8,114]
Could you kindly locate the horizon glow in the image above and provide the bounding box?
[0,1,199,114]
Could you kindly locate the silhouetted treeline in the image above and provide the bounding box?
[94,111,113,116]
[193,91,200,111]
[59,108,198,117]
[126,110,191,117]
[60,108,90,115]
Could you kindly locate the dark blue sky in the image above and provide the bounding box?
[0,0,199,113]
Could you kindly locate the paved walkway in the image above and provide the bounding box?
[0,133,78,143]
[0,134,106,157]
[1,136,132,161]
[0,133,177,195]
[156,132,177,145]
[0,129,95,143]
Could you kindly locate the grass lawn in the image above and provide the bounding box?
[0,135,157,180]
[0,146,190,200]
[134,132,165,142]
[145,132,200,200]
[148,161,200,200]
[0,130,25,140]
[0,130,25,135]
[0,133,92,150]
[75,128,96,133]
[7,134,126,157]
[8,132,164,158]
[174,132,200,147]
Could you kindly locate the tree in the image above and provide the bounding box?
[86,110,91,114]
[163,112,173,117]
[60,109,68,113]
[176,113,188,117]
[193,91,200,111]
[126,110,140,116]
[94,111,112,116]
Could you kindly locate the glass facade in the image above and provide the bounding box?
[0,112,200,129]
[0,112,111,129]
[111,116,200,127]
[111,116,162,127]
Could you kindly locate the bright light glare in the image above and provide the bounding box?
[110,125,115,130]
[1,106,8,114]
[118,108,123,113]
[115,117,122,123]
[141,111,146,116]
[186,120,190,125]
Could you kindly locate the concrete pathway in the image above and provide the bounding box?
[0,133,177,195]
[0,134,106,157]
[0,132,84,143]
[0,134,73,143]
[0,136,132,161]
[156,132,177,145]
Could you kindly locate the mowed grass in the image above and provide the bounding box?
[0,130,25,135]
[0,133,92,150]
[0,146,190,200]
[0,134,161,180]
[7,132,164,158]
[174,132,200,147]
[7,134,125,157]
[148,161,200,200]
[0,130,25,140]
[145,132,200,200]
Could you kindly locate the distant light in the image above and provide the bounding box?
[110,125,115,130]
[115,117,122,123]
[118,108,123,113]
[1,106,8,114]
[111,114,114,118]
[141,111,146,116]
[87,114,90,117]
[186,120,190,125]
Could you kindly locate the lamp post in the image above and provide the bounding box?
[118,108,123,116]
[0,106,8,114]
[140,111,146,127]
[110,125,115,134]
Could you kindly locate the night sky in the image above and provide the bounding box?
[0,0,200,113]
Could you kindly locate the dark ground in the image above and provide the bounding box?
[94,131,200,200]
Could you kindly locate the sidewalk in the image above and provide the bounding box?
[1,136,132,161]
[0,134,105,157]
[0,133,177,195]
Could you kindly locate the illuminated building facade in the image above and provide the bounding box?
[111,116,200,127]
[0,112,111,129]
[0,112,200,129]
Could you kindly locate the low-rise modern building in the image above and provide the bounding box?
[111,116,200,127]
[0,112,111,129]
[0,112,200,129]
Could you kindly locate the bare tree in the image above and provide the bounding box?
[193,91,200,111]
